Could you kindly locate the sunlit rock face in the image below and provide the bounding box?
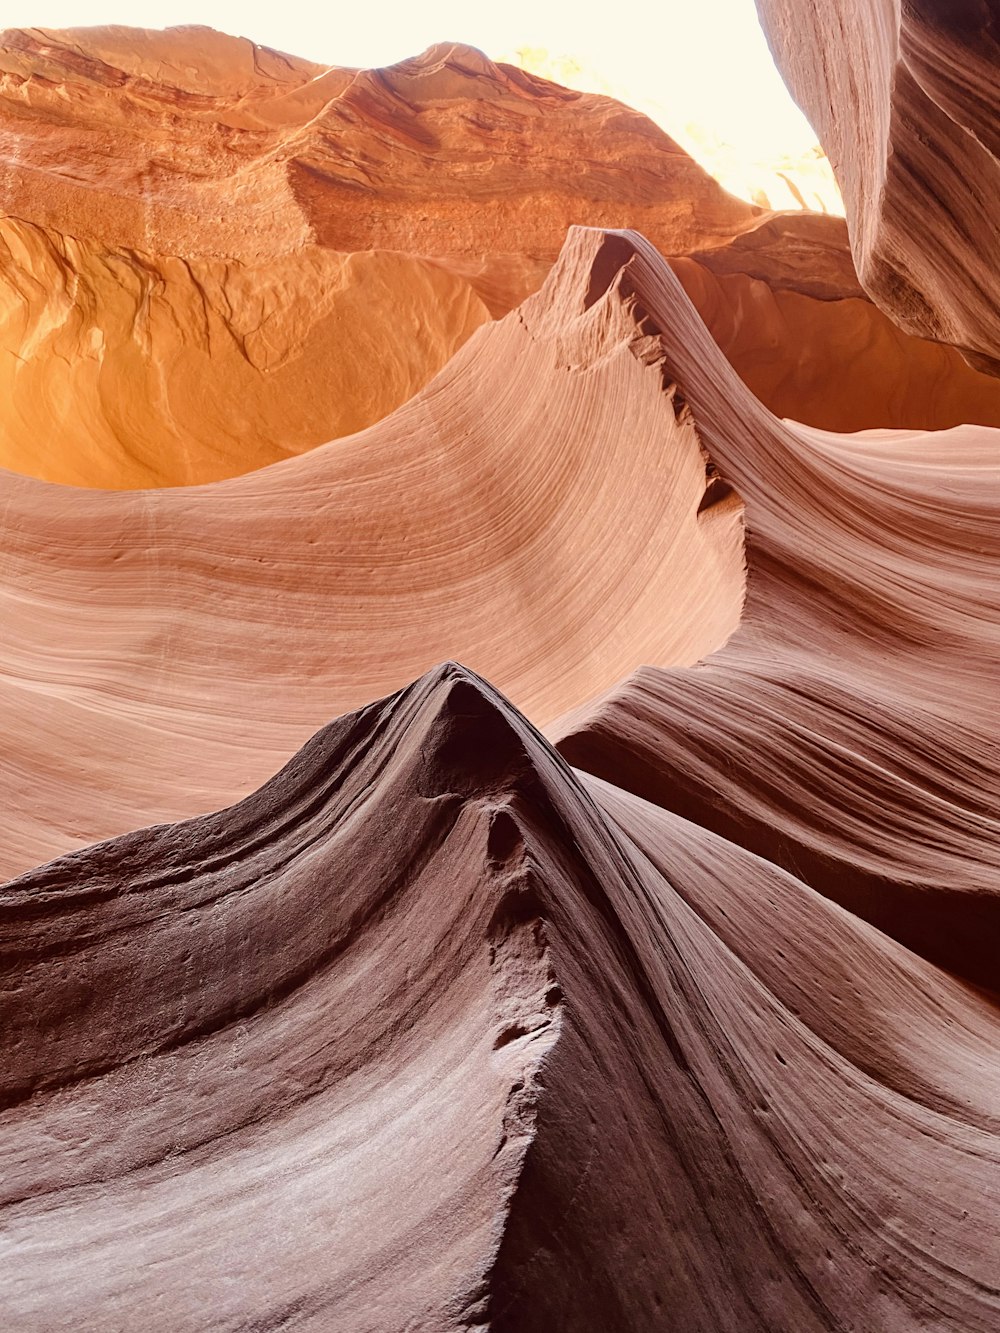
[4,24,1000,488]
[2,22,1000,1333]
[0,26,748,487]
[502,44,847,214]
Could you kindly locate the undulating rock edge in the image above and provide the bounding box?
[5,21,1000,491]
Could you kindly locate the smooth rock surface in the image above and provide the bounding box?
[3,664,998,1330]
[0,230,745,876]
[553,232,1000,991]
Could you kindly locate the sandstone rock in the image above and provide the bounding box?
[4,25,1000,488]
[756,0,1000,374]
[2,20,1000,1330]
[3,661,998,1328]
[0,231,744,876]
[0,26,752,486]
[552,232,1000,992]
[0,218,489,487]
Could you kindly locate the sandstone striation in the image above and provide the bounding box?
[0,233,745,876]
[3,227,1000,1327]
[3,668,998,1330]
[756,0,1000,375]
[2,17,1000,1332]
[552,231,1000,992]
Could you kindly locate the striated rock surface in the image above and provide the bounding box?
[0,232,744,876]
[3,666,998,1329]
[3,17,1000,1331]
[756,0,1000,374]
[551,232,1000,992]
[5,25,1000,487]
[3,226,1000,1327]
[0,27,752,284]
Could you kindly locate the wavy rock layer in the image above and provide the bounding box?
[755,0,1000,374]
[5,25,1000,486]
[3,663,998,1331]
[3,16,1000,1303]
[3,227,1000,1328]
[0,232,744,877]
[552,232,1000,992]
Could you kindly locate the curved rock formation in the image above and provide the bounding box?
[755,0,1000,374]
[4,221,999,978]
[0,221,490,487]
[0,25,748,487]
[551,231,1000,991]
[0,231,744,877]
[3,22,1000,1326]
[674,212,1000,431]
[3,664,998,1330]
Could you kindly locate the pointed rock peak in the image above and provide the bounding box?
[522,227,644,332]
[393,42,498,76]
[376,42,537,104]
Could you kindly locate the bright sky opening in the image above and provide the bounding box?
[2,0,844,212]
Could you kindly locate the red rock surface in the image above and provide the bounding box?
[2,22,1000,1333]
[3,26,1000,486]
[3,222,1000,1328]
[5,659,998,1330]
[756,0,1000,374]
[0,26,741,485]
[0,235,745,876]
[675,214,1000,432]
[553,231,1000,992]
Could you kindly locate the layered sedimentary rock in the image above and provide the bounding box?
[549,231,1000,994]
[756,0,1000,374]
[3,660,998,1330]
[4,25,1000,488]
[3,226,999,1328]
[0,234,744,876]
[0,26,752,290]
[0,25,744,486]
[0,221,489,487]
[3,9,1000,1325]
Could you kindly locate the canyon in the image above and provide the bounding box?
[1,13,998,1331]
